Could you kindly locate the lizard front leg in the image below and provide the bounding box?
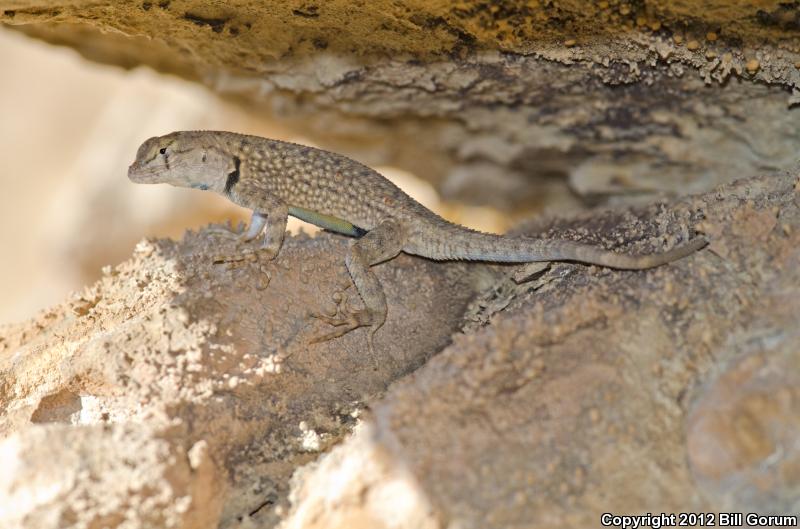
[240,211,267,242]
[311,217,408,352]
[215,195,288,263]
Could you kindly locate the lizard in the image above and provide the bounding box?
[128,130,707,350]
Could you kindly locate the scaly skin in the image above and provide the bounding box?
[129,130,707,350]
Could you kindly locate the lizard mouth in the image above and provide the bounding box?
[128,162,155,183]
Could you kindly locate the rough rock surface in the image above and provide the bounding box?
[281,171,800,528]
[0,228,483,528]
[2,171,798,528]
[2,1,799,210]
[1,1,799,527]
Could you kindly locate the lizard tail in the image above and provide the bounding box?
[418,224,707,269]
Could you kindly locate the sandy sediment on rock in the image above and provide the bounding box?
[0,228,480,527]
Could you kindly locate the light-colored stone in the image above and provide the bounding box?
[1,1,798,210]
[0,228,481,527]
[282,172,800,527]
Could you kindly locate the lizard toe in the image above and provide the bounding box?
[212,250,257,265]
[309,309,375,342]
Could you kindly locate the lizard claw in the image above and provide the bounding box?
[212,246,279,265]
[309,309,378,357]
[213,249,257,265]
[309,311,350,327]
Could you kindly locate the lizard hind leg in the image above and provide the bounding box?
[310,217,407,352]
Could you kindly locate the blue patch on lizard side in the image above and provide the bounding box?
[288,205,366,237]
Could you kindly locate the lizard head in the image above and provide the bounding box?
[128,131,238,193]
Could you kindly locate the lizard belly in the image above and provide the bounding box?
[288,205,366,237]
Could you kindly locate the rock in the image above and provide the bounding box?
[3,172,798,527]
[1,2,799,525]
[2,2,799,209]
[0,423,222,529]
[0,228,482,527]
[280,172,800,528]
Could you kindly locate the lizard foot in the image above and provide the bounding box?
[206,224,239,237]
[512,261,551,283]
[314,282,354,318]
[309,308,378,356]
[213,247,279,265]
[213,249,257,264]
[207,224,257,244]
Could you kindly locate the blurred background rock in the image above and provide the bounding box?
[0,29,249,322]
[3,1,799,324]
[0,28,503,324]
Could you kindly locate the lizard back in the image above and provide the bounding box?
[225,132,704,269]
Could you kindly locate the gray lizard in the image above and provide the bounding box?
[129,131,706,349]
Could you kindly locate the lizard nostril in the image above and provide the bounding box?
[128,163,142,180]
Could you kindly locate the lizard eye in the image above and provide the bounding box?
[159,148,167,155]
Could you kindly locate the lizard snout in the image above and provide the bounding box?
[127,161,149,183]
